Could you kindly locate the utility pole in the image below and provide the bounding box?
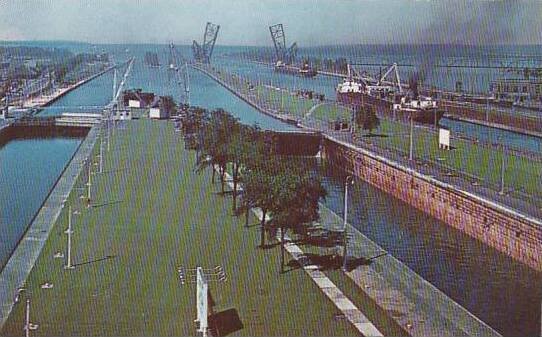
[87,159,92,207]
[64,206,74,269]
[409,114,414,161]
[342,176,354,271]
[485,98,490,122]
[500,140,506,195]
[113,68,117,102]
[107,118,111,152]
[99,129,104,173]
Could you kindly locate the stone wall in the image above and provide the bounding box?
[322,137,542,272]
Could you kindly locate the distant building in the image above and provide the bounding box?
[149,96,175,119]
[490,78,542,104]
[121,89,155,108]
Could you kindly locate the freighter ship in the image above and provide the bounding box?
[274,61,317,78]
[336,64,443,124]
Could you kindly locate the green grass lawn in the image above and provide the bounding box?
[213,66,541,199]
[1,120,359,336]
[255,86,317,117]
[311,104,351,122]
[359,119,542,198]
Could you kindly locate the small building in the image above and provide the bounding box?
[149,107,166,119]
[149,96,175,119]
[122,89,155,108]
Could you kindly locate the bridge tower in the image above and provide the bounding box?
[192,22,220,64]
[269,24,297,65]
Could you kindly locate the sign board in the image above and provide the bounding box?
[439,128,450,150]
[128,99,141,108]
[196,267,208,334]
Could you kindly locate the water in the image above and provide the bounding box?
[317,160,541,337]
[2,42,541,336]
[215,56,542,154]
[0,136,82,268]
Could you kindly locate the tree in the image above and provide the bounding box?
[180,106,209,154]
[227,124,263,211]
[269,165,327,273]
[242,154,278,247]
[197,109,239,193]
[355,106,380,136]
[159,95,177,116]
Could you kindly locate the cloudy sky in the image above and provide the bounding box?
[0,0,541,45]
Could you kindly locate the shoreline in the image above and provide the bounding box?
[22,65,116,110]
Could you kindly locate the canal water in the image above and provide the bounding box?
[0,136,82,268]
[214,56,542,153]
[2,43,540,336]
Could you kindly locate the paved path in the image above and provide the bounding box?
[220,169,383,337]
[0,126,99,329]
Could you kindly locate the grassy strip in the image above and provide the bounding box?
[1,120,359,336]
[251,83,541,199]
[362,118,542,197]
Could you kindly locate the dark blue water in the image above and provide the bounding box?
[2,42,540,336]
[0,137,82,268]
[317,160,541,337]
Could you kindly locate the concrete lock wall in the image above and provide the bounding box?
[322,138,542,272]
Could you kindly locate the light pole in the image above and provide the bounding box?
[25,298,30,337]
[99,129,104,173]
[409,113,414,161]
[64,205,75,270]
[499,139,506,195]
[86,159,92,207]
[342,175,354,271]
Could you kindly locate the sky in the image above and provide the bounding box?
[0,0,541,46]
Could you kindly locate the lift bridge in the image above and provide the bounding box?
[192,22,220,64]
[269,23,297,65]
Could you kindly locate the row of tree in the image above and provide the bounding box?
[180,106,327,272]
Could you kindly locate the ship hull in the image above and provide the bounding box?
[337,92,444,125]
[275,66,317,78]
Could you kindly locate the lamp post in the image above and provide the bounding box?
[342,175,354,271]
[64,205,75,270]
[499,138,506,195]
[409,113,414,161]
[86,159,92,207]
[99,129,104,173]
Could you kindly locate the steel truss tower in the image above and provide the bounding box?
[192,22,220,64]
[269,24,297,65]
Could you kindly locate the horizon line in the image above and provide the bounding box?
[1,39,542,48]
